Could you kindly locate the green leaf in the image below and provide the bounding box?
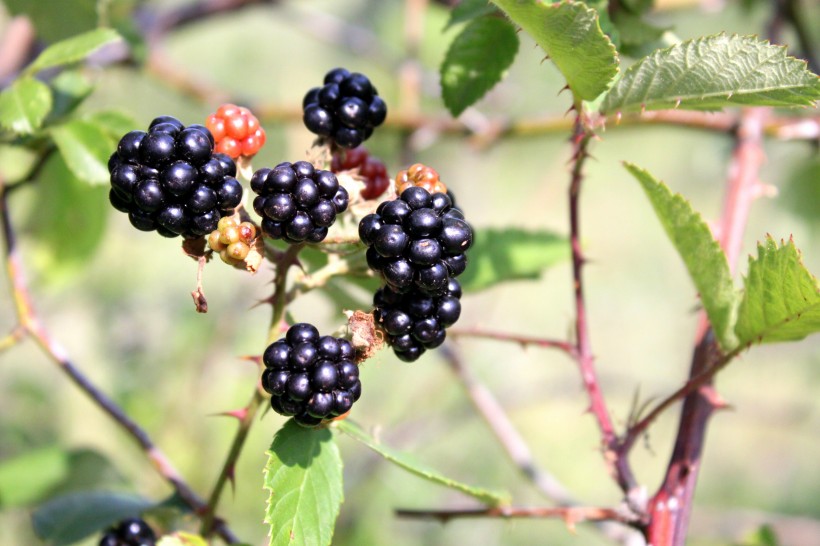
[87,110,138,140]
[0,144,42,183]
[264,420,343,546]
[157,533,209,546]
[47,70,94,122]
[458,228,568,292]
[601,34,820,114]
[336,420,509,506]
[50,119,116,185]
[490,0,619,101]
[624,163,738,352]
[0,77,52,134]
[611,11,668,53]
[32,491,156,546]
[740,524,781,546]
[25,153,109,281]
[735,236,820,346]
[25,28,121,75]
[444,0,499,29]
[441,17,519,117]
[0,447,68,508]
[781,155,820,224]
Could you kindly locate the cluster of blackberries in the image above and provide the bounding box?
[303,68,387,149]
[360,186,472,295]
[361,185,472,361]
[330,146,390,200]
[98,518,156,546]
[374,278,462,362]
[108,116,242,239]
[262,323,362,427]
[251,161,349,244]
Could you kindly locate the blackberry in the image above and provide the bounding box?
[98,517,156,546]
[262,324,362,427]
[374,278,463,362]
[359,186,472,295]
[251,162,349,244]
[108,116,240,239]
[302,68,387,148]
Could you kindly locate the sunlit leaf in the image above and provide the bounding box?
[601,33,820,113]
[0,447,67,508]
[264,420,343,546]
[625,163,738,352]
[735,236,820,346]
[26,28,121,74]
[0,77,52,134]
[444,0,499,29]
[490,0,619,101]
[50,119,115,185]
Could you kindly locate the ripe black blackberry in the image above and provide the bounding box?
[251,161,349,244]
[359,186,472,295]
[374,277,462,362]
[107,116,241,239]
[261,323,362,427]
[98,517,156,546]
[302,68,387,149]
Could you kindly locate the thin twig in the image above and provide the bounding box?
[439,345,643,545]
[0,179,239,544]
[396,505,635,526]
[0,324,26,353]
[447,327,576,356]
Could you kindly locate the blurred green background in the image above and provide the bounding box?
[0,1,818,545]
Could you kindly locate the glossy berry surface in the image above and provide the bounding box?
[98,517,157,546]
[302,68,387,148]
[262,324,361,427]
[251,162,349,244]
[330,146,390,200]
[374,278,463,362]
[206,104,266,159]
[108,116,240,239]
[359,186,472,295]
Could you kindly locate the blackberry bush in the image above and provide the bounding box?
[330,146,390,200]
[251,161,349,244]
[261,323,362,428]
[374,277,462,362]
[302,68,387,149]
[98,518,156,546]
[107,116,242,239]
[359,185,473,295]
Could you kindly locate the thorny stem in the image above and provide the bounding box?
[0,179,239,544]
[567,113,636,493]
[200,243,303,537]
[644,107,768,546]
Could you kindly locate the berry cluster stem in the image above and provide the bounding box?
[0,177,240,544]
[200,242,304,536]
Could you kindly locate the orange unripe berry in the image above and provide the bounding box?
[219,225,241,245]
[216,137,241,158]
[216,103,241,118]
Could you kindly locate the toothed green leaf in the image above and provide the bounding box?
[601,33,820,113]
